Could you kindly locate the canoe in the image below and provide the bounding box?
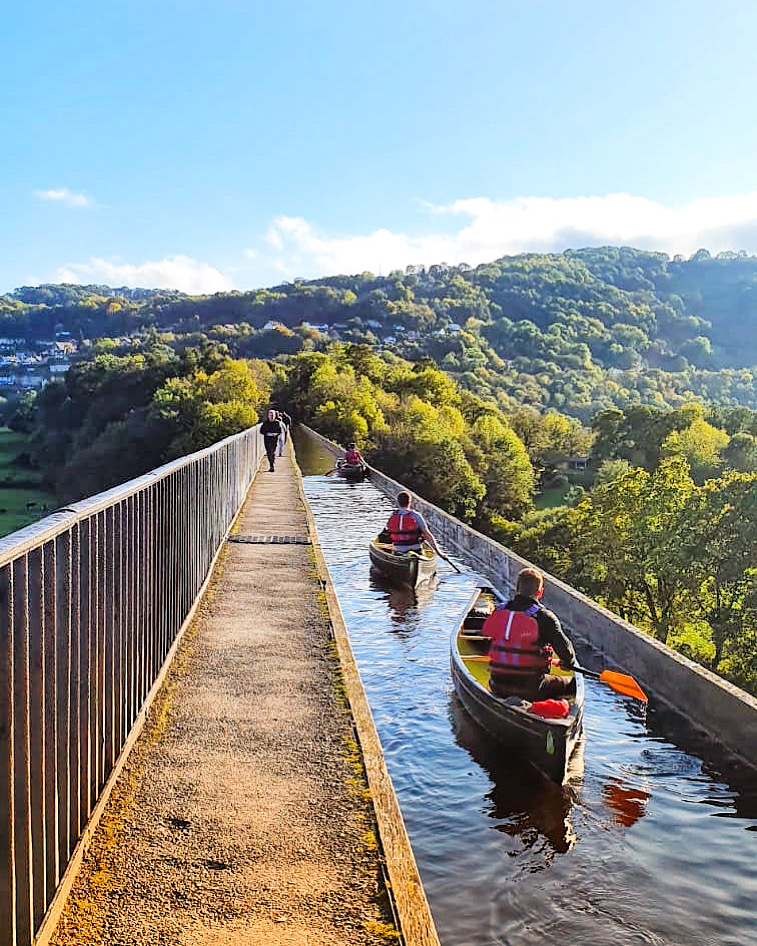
[335,459,368,481]
[450,585,584,784]
[368,536,437,587]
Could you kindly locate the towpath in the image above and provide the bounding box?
[48,451,397,946]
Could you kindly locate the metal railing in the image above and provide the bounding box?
[0,426,262,946]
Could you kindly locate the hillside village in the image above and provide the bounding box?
[0,333,78,389]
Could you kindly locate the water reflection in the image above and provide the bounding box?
[368,569,438,632]
[602,778,650,828]
[450,694,582,857]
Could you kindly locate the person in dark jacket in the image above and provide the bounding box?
[481,566,577,701]
[260,409,282,472]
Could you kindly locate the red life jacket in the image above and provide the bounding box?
[386,510,422,548]
[483,603,550,676]
[345,449,362,464]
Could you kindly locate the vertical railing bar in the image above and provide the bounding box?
[112,504,123,757]
[136,490,146,710]
[163,478,170,658]
[96,512,106,791]
[148,486,157,687]
[78,519,91,824]
[42,540,57,908]
[54,530,71,880]
[161,479,169,661]
[68,526,80,853]
[0,563,16,946]
[12,556,32,946]
[124,497,134,730]
[100,506,117,782]
[27,546,46,930]
[87,516,99,808]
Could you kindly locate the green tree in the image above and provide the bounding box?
[577,458,696,639]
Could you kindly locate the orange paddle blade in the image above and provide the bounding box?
[599,670,648,703]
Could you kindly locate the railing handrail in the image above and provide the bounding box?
[0,425,260,569]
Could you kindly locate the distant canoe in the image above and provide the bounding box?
[451,585,584,784]
[368,537,437,588]
[335,459,368,481]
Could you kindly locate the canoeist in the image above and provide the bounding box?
[384,491,443,557]
[343,442,364,465]
[481,567,577,701]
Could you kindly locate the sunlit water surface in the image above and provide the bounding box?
[298,445,757,946]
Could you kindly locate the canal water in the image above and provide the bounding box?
[297,440,757,946]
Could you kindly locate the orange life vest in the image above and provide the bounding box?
[483,604,550,676]
[386,510,422,549]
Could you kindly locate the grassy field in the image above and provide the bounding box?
[0,428,56,539]
[534,484,570,510]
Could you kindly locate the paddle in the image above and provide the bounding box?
[439,552,462,574]
[573,665,648,703]
[460,656,648,703]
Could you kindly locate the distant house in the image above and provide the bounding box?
[447,323,463,334]
[49,364,69,374]
[263,320,284,331]
[52,341,76,359]
[555,457,589,472]
[18,374,45,388]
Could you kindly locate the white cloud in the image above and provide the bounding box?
[35,187,94,208]
[248,193,757,281]
[55,255,233,294]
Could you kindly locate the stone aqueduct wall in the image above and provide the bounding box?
[303,426,757,771]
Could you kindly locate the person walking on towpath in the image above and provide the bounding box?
[260,409,282,472]
[481,566,577,701]
[277,410,292,456]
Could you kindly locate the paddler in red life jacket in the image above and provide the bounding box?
[384,491,444,558]
[481,566,577,701]
[344,442,364,465]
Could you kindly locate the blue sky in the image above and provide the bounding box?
[3,0,757,293]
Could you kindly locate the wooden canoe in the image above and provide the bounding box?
[368,537,437,588]
[335,459,368,481]
[450,585,584,784]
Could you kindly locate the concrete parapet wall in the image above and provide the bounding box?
[300,425,757,771]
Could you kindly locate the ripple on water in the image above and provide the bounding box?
[301,471,757,946]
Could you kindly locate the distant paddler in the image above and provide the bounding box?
[383,491,447,561]
[343,441,365,466]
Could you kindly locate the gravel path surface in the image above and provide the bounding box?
[49,452,398,946]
